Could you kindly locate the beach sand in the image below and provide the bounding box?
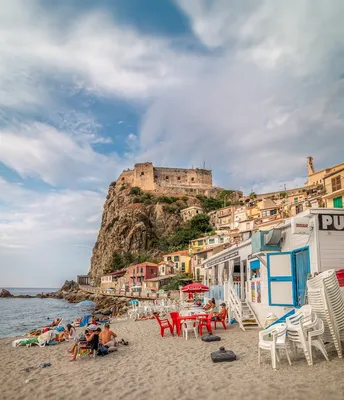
[1,320,344,400]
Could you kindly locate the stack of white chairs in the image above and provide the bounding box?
[286,305,328,366]
[307,270,344,359]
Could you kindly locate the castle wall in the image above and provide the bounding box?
[153,167,212,189]
[133,162,155,191]
[118,169,135,186]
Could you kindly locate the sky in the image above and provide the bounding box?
[1,0,344,287]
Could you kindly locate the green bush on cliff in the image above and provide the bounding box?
[130,187,143,195]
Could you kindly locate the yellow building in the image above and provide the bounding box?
[163,250,191,274]
[189,234,229,254]
[323,167,344,208]
[306,156,344,187]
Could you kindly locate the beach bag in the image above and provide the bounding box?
[97,344,109,356]
[201,333,221,342]
[211,347,236,363]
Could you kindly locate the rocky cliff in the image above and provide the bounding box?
[89,182,199,283]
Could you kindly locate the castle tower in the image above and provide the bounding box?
[307,156,315,176]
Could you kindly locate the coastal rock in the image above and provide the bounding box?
[0,289,14,298]
[89,182,199,283]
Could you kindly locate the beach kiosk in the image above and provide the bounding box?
[203,209,344,329]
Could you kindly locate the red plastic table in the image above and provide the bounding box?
[177,314,208,336]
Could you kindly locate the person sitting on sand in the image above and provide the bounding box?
[69,327,101,361]
[99,323,117,348]
[58,324,76,342]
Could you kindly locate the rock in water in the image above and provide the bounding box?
[0,289,14,297]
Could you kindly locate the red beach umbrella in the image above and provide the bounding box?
[181,283,209,293]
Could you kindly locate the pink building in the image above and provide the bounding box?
[128,262,158,287]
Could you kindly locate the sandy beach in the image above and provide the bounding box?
[1,320,344,400]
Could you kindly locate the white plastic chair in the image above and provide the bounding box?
[182,320,199,340]
[308,318,329,365]
[258,323,291,370]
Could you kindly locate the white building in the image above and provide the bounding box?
[202,209,344,329]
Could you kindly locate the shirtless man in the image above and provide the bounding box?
[100,324,117,347]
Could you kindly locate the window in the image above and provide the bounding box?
[332,176,341,192]
[181,262,186,272]
[270,209,277,215]
[262,210,268,217]
[165,176,169,180]
[220,237,224,243]
[296,204,303,214]
[173,256,179,261]
[197,240,203,246]
[167,256,172,261]
[150,268,155,274]
[140,268,143,274]
[161,266,165,273]
[208,238,215,244]
[140,172,144,176]
[246,222,251,230]
[191,177,194,182]
[175,263,179,270]
[136,266,139,273]
[333,196,343,208]
[177,176,181,180]
[294,197,298,203]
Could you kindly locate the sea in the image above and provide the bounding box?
[0,288,95,338]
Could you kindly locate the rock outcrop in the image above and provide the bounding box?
[0,289,14,298]
[89,182,198,283]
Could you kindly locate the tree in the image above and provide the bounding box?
[199,196,223,212]
[249,192,257,199]
[161,273,192,291]
[104,253,124,273]
[189,213,212,233]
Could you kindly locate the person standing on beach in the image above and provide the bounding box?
[100,324,117,348]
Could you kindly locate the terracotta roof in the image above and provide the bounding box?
[133,262,158,267]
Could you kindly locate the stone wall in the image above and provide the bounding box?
[154,167,212,189]
[116,162,214,194]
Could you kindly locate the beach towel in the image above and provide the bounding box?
[12,338,39,347]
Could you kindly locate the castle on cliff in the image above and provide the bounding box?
[118,162,221,196]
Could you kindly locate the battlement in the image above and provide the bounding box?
[118,162,214,193]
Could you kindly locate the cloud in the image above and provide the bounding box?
[0,178,104,286]
[0,122,121,187]
[137,1,344,192]
[0,0,206,114]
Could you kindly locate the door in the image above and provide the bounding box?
[267,252,295,306]
[294,248,310,306]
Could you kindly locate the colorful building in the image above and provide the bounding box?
[163,250,191,274]
[323,167,344,209]
[100,269,128,289]
[128,262,158,287]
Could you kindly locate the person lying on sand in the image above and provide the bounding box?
[99,323,117,348]
[135,315,155,321]
[58,324,76,342]
[69,327,101,361]
[42,317,62,329]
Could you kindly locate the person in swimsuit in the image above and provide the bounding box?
[99,324,117,348]
[58,324,76,342]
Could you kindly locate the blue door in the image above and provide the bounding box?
[294,248,310,306]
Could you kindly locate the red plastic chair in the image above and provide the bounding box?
[198,312,213,336]
[213,309,228,330]
[170,312,180,334]
[154,315,174,337]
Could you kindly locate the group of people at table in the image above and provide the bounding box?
[175,298,228,336]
